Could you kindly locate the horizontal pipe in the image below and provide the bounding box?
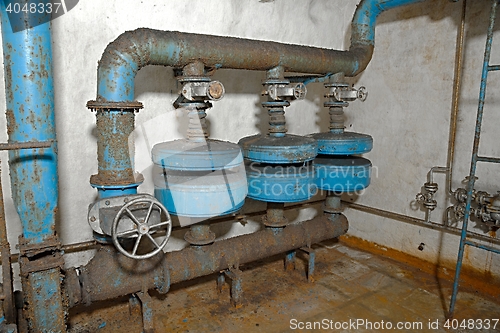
[97,0,426,102]
[64,214,348,307]
[464,240,500,255]
[97,30,371,102]
[0,141,52,151]
[476,155,500,163]
[4,195,495,264]
[2,196,492,264]
[342,201,500,247]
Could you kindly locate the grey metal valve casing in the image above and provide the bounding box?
[88,194,161,237]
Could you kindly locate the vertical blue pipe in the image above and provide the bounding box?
[1,1,66,331]
[0,1,58,245]
[449,0,498,318]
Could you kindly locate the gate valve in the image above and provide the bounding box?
[416,182,438,211]
[264,82,307,101]
[453,187,467,203]
[327,85,367,102]
[486,192,500,222]
[453,203,466,220]
[181,80,225,101]
[112,196,172,260]
[474,190,492,206]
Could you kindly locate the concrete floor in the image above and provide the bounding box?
[69,240,500,332]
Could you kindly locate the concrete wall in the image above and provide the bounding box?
[0,0,498,279]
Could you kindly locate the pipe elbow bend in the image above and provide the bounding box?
[97,28,172,101]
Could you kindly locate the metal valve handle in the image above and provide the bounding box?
[293,82,307,100]
[112,197,172,260]
[331,85,367,102]
[265,82,307,101]
[357,86,368,101]
[181,80,225,101]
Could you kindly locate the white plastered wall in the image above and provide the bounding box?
[0,0,497,280]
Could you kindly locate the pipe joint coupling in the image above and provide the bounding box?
[87,100,144,113]
[263,79,307,101]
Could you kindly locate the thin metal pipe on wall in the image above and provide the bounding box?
[446,0,467,195]
[342,201,500,248]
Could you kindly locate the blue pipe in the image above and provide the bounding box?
[0,1,58,245]
[449,0,498,318]
[1,1,66,331]
[92,0,426,191]
[464,240,500,255]
[352,0,426,45]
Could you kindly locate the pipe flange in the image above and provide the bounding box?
[184,229,216,246]
[78,267,92,306]
[324,101,349,108]
[263,79,290,86]
[176,102,212,110]
[475,191,491,206]
[424,182,438,194]
[18,235,61,257]
[86,100,143,111]
[261,101,291,108]
[262,214,289,228]
[423,199,437,211]
[176,76,211,83]
[323,204,343,214]
[324,82,349,88]
[154,257,171,294]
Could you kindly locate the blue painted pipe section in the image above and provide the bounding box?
[464,240,500,255]
[28,268,66,330]
[449,0,498,318]
[91,183,141,199]
[0,1,58,245]
[352,0,426,45]
[1,2,66,332]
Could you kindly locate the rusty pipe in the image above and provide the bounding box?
[64,214,348,307]
[0,166,7,247]
[97,29,372,102]
[90,0,426,188]
[97,0,427,102]
[1,2,66,331]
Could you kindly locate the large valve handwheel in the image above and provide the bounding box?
[112,197,172,260]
